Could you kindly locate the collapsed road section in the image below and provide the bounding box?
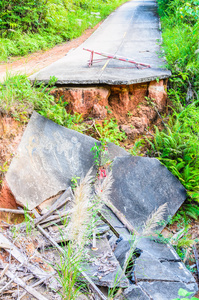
[29,0,172,140]
[0,112,197,299]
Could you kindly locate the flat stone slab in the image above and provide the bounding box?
[110,156,186,233]
[83,237,129,288]
[114,237,197,299]
[116,285,150,300]
[138,281,198,300]
[6,112,129,210]
[6,112,100,210]
[29,0,171,85]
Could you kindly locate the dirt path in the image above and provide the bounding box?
[0,22,102,82]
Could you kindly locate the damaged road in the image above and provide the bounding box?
[0,112,198,299]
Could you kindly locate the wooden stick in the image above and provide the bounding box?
[0,233,58,291]
[0,208,32,214]
[98,212,120,238]
[0,264,9,279]
[0,278,14,294]
[5,270,48,300]
[34,188,72,225]
[39,209,72,226]
[104,202,136,234]
[18,277,48,300]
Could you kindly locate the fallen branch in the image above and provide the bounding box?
[104,202,136,234]
[0,208,32,214]
[6,270,48,300]
[34,187,73,225]
[0,264,9,279]
[98,212,120,238]
[0,233,58,291]
[18,277,49,300]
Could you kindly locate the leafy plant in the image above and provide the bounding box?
[24,206,32,235]
[0,161,8,186]
[0,0,129,61]
[90,140,109,168]
[172,288,198,300]
[94,119,127,146]
[55,242,84,300]
[0,74,83,130]
[146,102,199,206]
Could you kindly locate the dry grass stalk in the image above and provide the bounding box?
[141,202,168,237]
[94,171,114,210]
[70,168,93,246]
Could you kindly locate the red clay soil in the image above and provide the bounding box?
[0,21,102,82]
[0,116,25,215]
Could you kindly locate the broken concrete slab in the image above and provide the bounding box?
[6,112,100,210]
[83,237,129,288]
[116,285,150,300]
[6,112,129,210]
[134,237,196,284]
[136,237,195,284]
[135,250,184,282]
[110,156,187,233]
[138,281,198,300]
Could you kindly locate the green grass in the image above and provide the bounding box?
[133,0,199,220]
[157,0,199,104]
[146,102,199,216]
[0,74,83,128]
[0,0,129,62]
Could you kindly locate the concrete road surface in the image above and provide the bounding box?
[30,0,171,85]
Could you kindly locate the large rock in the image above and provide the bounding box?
[110,156,186,233]
[6,112,100,210]
[6,112,129,210]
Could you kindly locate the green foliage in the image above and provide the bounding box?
[90,140,109,168]
[129,139,145,156]
[95,119,127,146]
[0,161,8,186]
[0,0,47,32]
[173,288,198,300]
[157,0,199,104]
[71,176,80,190]
[55,242,84,300]
[0,74,83,129]
[147,102,199,205]
[0,0,129,61]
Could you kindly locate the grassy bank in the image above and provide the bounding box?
[144,0,199,218]
[0,0,128,62]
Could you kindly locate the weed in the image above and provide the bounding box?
[172,288,198,300]
[94,119,127,146]
[129,139,145,156]
[105,106,113,114]
[24,206,32,236]
[55,242,85,300]
[0,162,8,186]
[71,176,80,190]
[90,140,109,168]
[0,74,84,131]
[146,102,199,206]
